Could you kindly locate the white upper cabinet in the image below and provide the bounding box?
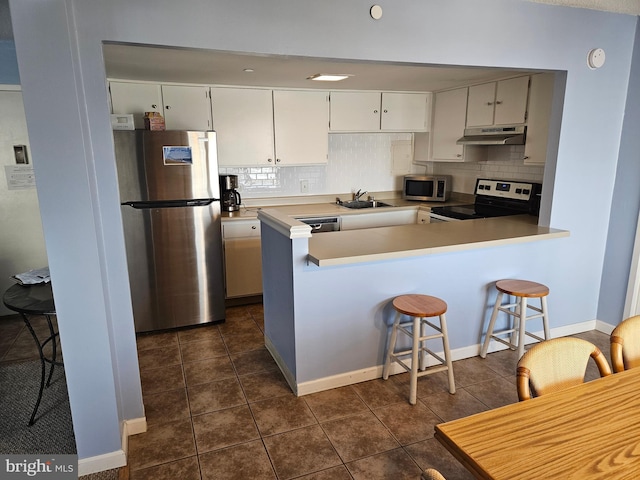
[210,87,275,167]
[524,73,555,165]
[211,87,329,166]
[381,93,430,131]
[426,87,486,163]
[110,82,162,129]
[329,91,430,132]
[272,90,329,165]
[109,82,212,130]
[161,85,212,131]
[466,76,530,127]
[430,88,467,161]
[329,91,381,131]
[465,82,496,127]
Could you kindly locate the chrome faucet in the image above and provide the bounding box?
[353,189,368,201]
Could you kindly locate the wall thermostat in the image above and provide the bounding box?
[587,48,606,69]
[370,5,383,20]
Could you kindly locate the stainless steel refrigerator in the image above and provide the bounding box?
[113,130,225,333]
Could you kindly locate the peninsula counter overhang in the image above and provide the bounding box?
[307,216,569,267]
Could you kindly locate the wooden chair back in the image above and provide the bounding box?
[516,337,611,401]
[611,315,640,373]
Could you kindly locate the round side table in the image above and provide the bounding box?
[3,282,61,426]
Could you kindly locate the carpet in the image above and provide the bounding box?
[0,360,76,455]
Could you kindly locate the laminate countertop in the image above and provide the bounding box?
[305,215,569,267]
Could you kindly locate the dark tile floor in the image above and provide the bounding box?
[127,305,611,480]
[0,307,611,480]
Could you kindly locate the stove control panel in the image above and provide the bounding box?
[475,179,538,201]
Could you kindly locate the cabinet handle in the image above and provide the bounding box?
[383,109,388,113]
[486,102,493,106]
[373,110,378,114]
[165,105,171,110]
[251,225,256,230]
[276,158,281,163]
[457,154,462,158]
[151,104,158,109]
[523,156,530,160]
[268,158,273,162]
[495,100,503,105]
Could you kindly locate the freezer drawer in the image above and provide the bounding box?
[121,203,225,332]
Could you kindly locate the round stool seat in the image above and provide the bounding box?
[393,294,447,317]
[496,279,549,298]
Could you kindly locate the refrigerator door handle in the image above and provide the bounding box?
[122,198,218,209]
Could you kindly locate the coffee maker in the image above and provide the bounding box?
[219,175,242,212]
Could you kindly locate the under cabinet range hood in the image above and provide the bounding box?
[456,125,526,146]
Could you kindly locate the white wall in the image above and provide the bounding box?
[8,0,638,468]
[0,89,47,315]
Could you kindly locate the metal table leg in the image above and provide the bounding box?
[20,313,63,426]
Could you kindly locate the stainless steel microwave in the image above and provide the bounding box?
[402,175,451,202]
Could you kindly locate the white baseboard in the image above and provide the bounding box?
[595,319,616,334]
[77,450,126,477]
[76,416,146,476]
[265,335,298,395]
[121,416,147,457]
[295,320,608,396]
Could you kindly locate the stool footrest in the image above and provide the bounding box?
[489,330,545,349]
[389,354,450,375]
[397,326,444,341]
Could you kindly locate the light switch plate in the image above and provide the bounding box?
[13,145,28,164]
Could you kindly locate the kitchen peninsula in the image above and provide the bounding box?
[257,208,569,396]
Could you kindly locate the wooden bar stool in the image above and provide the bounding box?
[383,294,455,405]
[480,279,550,359]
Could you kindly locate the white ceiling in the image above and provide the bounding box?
[103,43,539,93]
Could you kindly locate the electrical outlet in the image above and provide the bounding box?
[300,179,309,193]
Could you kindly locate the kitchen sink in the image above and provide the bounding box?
[338,200,393,209]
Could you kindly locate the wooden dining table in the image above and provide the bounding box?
[434,367,640,479]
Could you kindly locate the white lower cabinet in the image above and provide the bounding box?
[222,220,262,298]
[341,209,417,230]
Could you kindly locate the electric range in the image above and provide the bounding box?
[429,178,542,222]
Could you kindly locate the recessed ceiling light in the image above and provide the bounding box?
[307,74,352,82]
[243,68,254,73]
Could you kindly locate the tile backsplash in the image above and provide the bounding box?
[431,145,545,193]
[219,134,544,198]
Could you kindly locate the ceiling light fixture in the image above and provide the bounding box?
[243,68,254,73]
[307,73,352,82]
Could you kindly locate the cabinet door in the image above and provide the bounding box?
[222,220,262,298]
[381,93,430,132]
[524,73,555,165]
[223,237,263,297]
[211,87,274,166]
[329,91,381,131]
[494,76,529,125]
[273,90,329,165]
[466,82,496,127]
[162,85,212,130]
[431,88,467,161]
[110,82,163,129]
